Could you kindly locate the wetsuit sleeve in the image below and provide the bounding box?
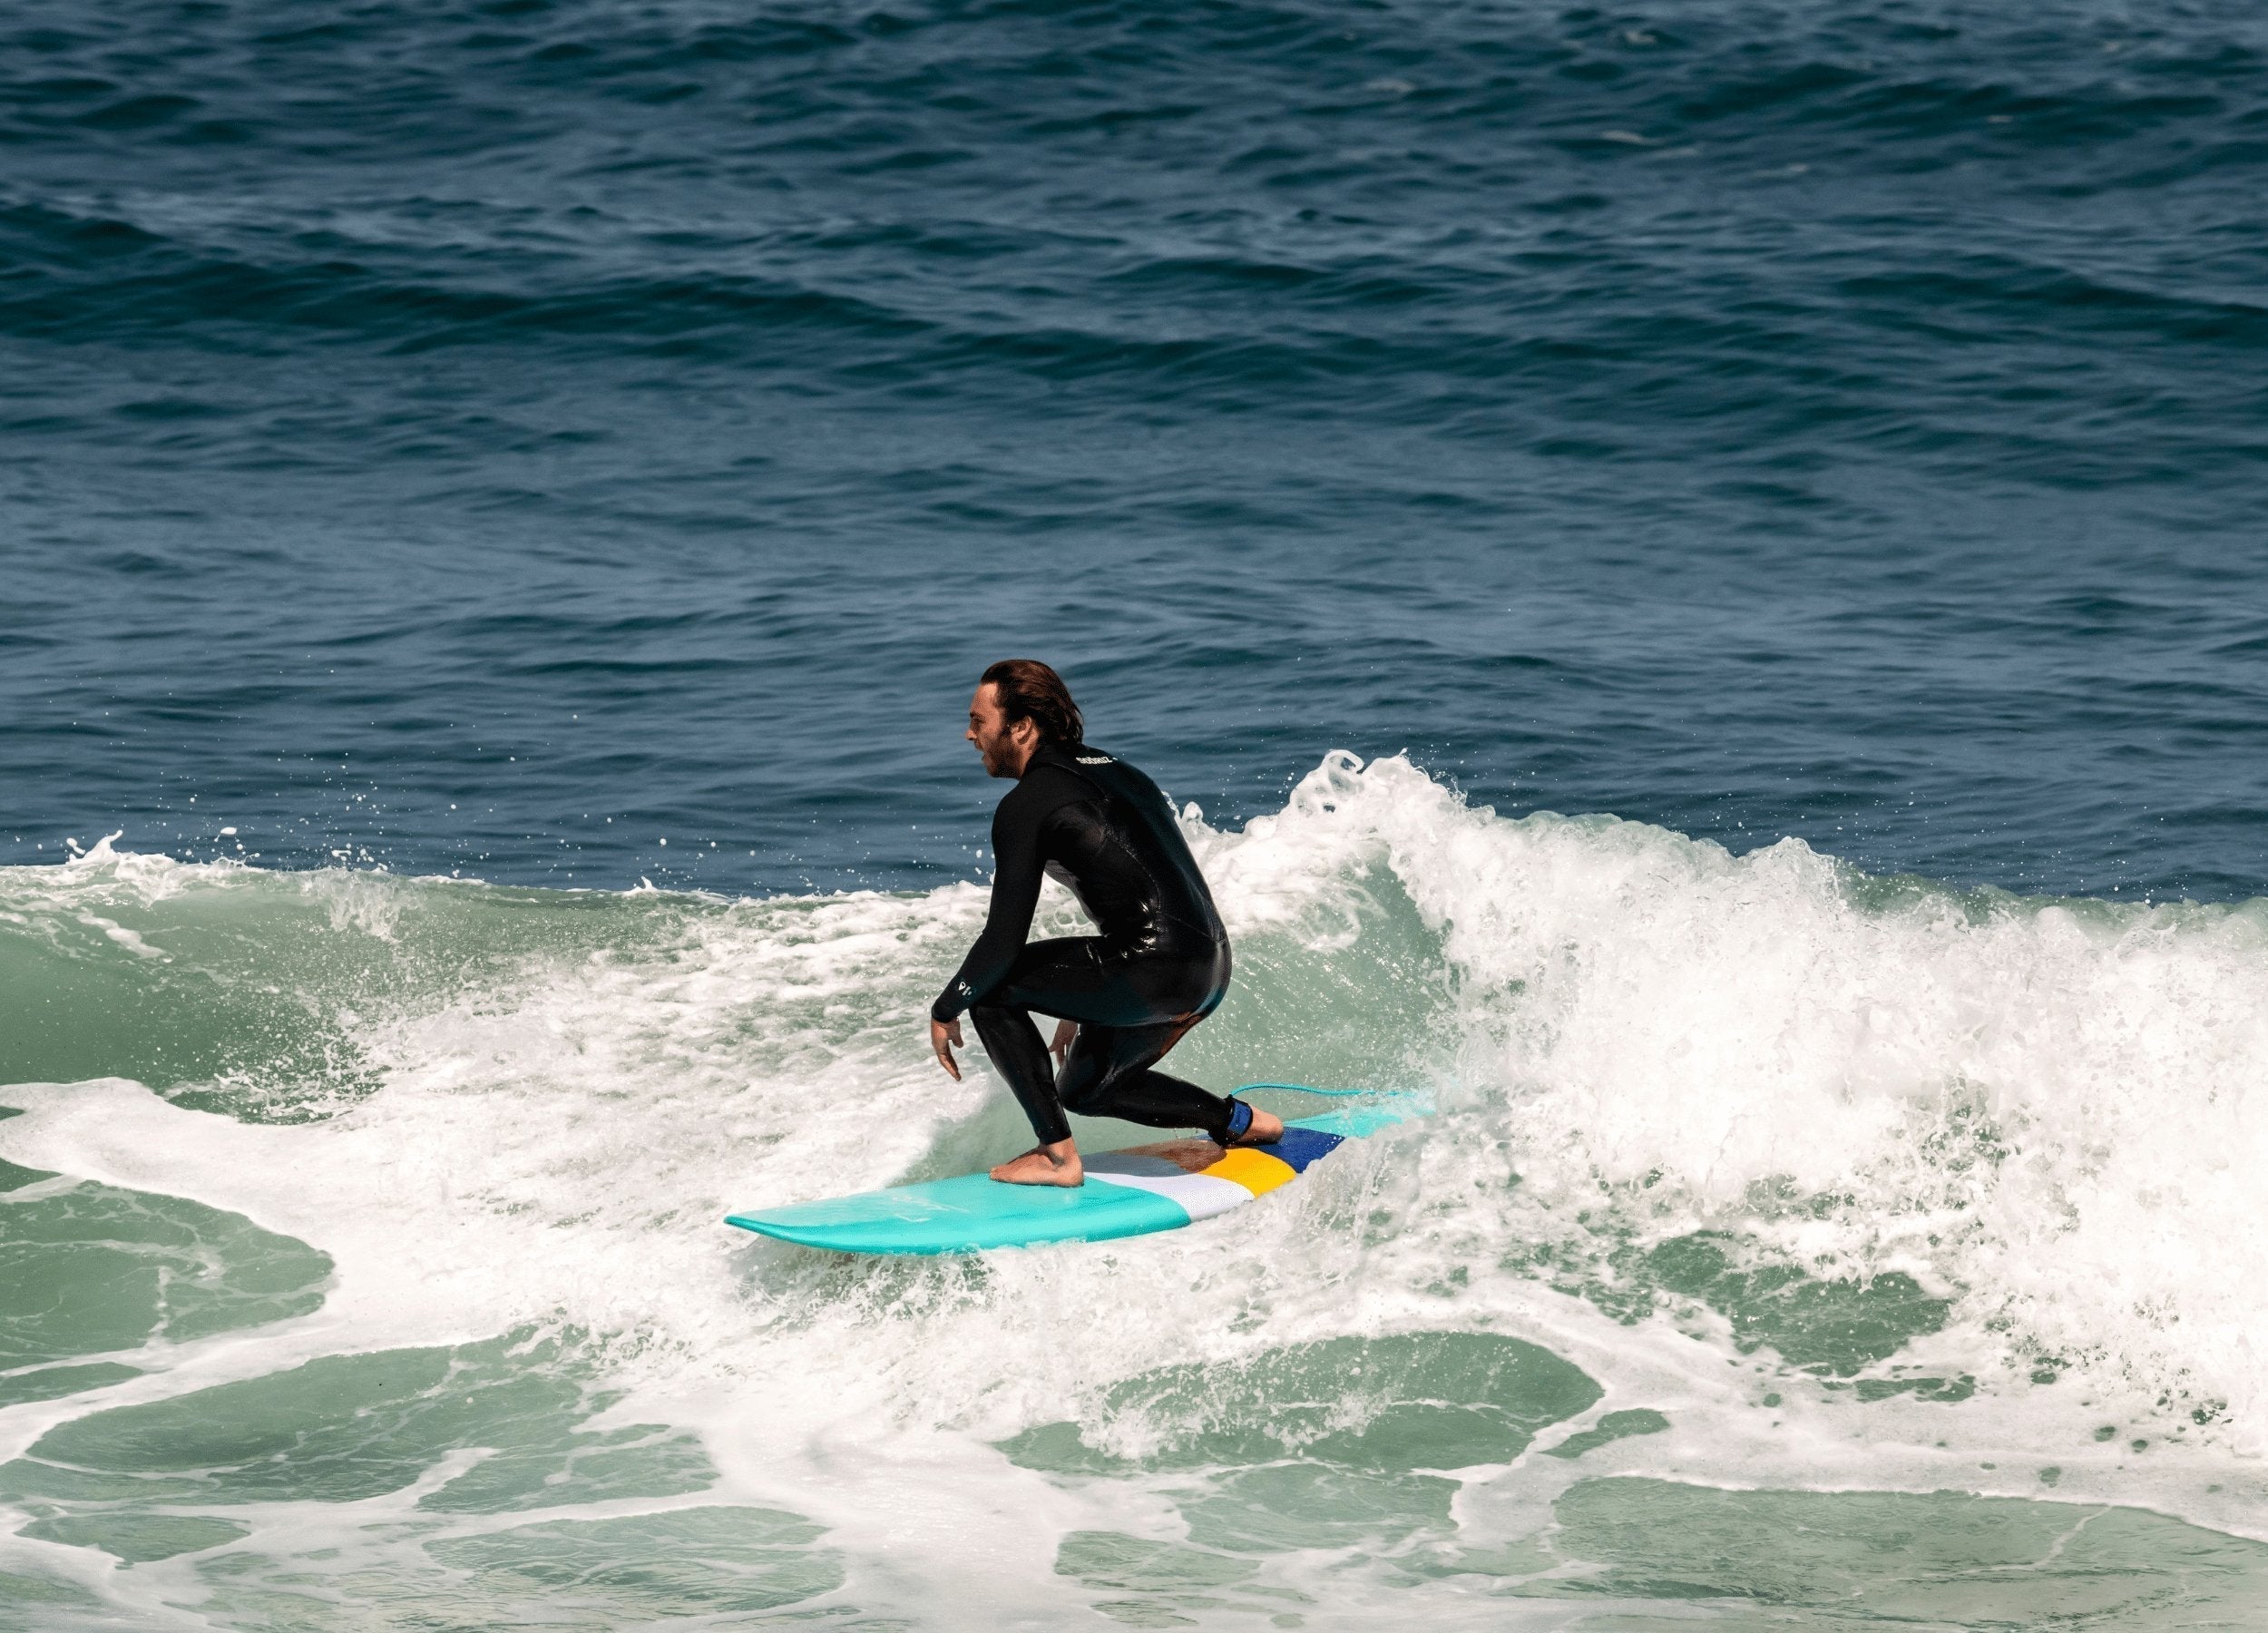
[932,790,1049,1022]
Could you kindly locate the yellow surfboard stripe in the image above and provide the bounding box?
[1200,1147,1298,1197]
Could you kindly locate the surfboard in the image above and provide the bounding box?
[724,1094,1419,1256]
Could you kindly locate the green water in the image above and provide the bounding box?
[0,1129,329,1411]
[5,1133,2264,1627]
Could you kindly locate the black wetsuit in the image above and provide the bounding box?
[933,740,1236,1146]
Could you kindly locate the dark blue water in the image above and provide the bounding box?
[7,0,2268,898]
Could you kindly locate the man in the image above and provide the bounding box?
[929,660,1284,1185]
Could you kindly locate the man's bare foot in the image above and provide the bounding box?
[1227,1105,1285,1146]
[991,1139,1083,1187]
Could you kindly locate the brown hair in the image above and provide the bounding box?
[980,659,1084,745]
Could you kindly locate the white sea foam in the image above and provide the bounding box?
[4,755,2267,1625]
[1220,755,2268,1430]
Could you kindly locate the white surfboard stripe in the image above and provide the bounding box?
[1087,1169,1252,1222]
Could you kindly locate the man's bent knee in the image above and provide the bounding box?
[1054,1071,1115,1119]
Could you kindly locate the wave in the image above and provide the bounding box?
[5,755,2263,1462]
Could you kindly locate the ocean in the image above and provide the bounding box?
[5,0,2268,1624]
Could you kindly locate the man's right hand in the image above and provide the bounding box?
[931,1017,963,1081]
[1049,1019,1077,1067]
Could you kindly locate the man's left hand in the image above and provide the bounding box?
[931,1017,963,1081]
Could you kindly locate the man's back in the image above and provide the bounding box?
[1011,742,1224,961]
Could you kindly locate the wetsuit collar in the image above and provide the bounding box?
[1025,739,1107,776]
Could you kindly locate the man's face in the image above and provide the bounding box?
[966,682,1034,777]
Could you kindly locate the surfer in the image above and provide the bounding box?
[929,660,1284,1186]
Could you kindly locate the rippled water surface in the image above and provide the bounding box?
[9,0,2268,896]
[6,0,2268,1628]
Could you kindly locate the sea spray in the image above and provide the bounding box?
[1213,754,2268,1432]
